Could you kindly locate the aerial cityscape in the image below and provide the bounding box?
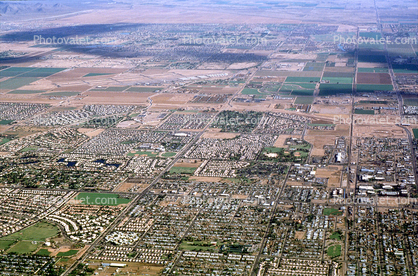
[0,0,417,275]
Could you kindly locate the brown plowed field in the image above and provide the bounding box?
[357,73,392,84]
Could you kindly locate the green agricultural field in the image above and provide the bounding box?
[241,88,262,95]
[322,77,353,84]
[358,55,386,63]
[229,80,246,84]
[387,44,416,57]
[169,166,197,174]
[285,76,321,83]
[75,192,131,206]
[127,87,163,92]
[43,92,80,97]
[19,68,65,78]
[0,67,36,77]
[83,73,111,77]
[322,72,354,78]
[327,245,342,257]
[354,109,375,115]
[0,138,10,145]
[260,82,282,93]
[323,208,342,216]
[281,83,316,90]
[413,129,418,139]
[316,53,329,61]
[359,32,381,39]
[280,83,315,95]
[0,222,59,242]
[36,249,51,256]
[294,96,314,104]
[57,250,78,257]
[356,84,393,92]
[0,77,40,89]
[319,84,352,96]
[359,100,388,104]
[0,120,14,125]
[0,240,15,251]
[303,62,325,71]
[8,241,38,254]
[291,90,314,96]
[404,99,418,106]
[358,68,388,73]
[392,63,418,72]
[8,90,46,94]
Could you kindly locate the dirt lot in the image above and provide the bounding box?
[4,126,52,138]
[324,66,355,73]
[87,261,164,276]
[311,104,351,115]
[357,62,387,68]
[316,166,342,188]
[304,124,349,156]
[79,91,152,105]
[173,159,202,168]
[152,93,195,105]
[114,182,150,193]
[273,135,301,147]
[200,87,238,94]
[353,124,406,138]
[77,128,105,137]
[295,231,306,240]
[48,68,125,82]
[189,176,226,182]
[202,130,239,139]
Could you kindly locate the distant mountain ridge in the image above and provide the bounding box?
[0,1,66,15]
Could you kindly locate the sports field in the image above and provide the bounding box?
[75,192,132,206]
[327,245,341,257]
[169,166,197,174]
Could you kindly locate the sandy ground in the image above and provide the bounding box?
[202,131,239,139]
[173,159,202,168]
[353,124,406,138]
[78,91,152,105]
[316,166,342,188]
[152,94,195,105]
[304,124,349,156]
[189,176,225,182]
[273,134,301,147]
[295,231,306,240]
[311,104,351,115]
[77,128,105,137]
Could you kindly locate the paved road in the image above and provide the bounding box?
[250,165,292,276]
